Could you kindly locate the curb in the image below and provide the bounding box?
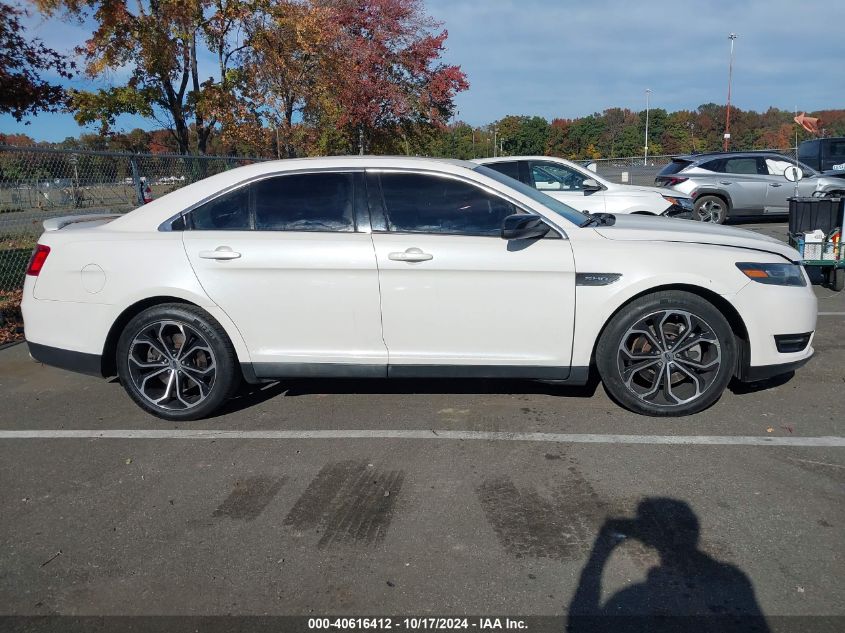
[0,339,23,352]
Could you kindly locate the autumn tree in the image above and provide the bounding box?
[0,1,74,121]
[36,0,255,155]
[323,0,468,154]
[241,1,337,158]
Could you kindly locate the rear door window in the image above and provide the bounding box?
[253,173,355,232]
[722,157,764,175]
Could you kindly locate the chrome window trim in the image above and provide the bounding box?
[364,167,570,239]
[157,167,367,232]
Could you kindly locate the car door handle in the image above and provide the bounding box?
[769,183,782,187]
[388,247,433,262]
[719,181,733,185]
[199,247,241,260]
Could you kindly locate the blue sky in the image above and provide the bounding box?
[3,0,844,141]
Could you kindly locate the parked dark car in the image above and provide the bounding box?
[798,137,845,173]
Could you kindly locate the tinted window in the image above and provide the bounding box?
[722,157,761,175]
[191,186,251,230]
[254,173,354,231]
[485,161,520,180]
[378,173,517,236]
[798,140,818,161]
[699,159,724,172]
[474,165,586,226]
[823,140,845,159]
[531,162,588,191]
[658,159,692,175]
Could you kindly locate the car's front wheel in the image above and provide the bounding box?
[596,291,736,416]
[694,195,728,223]
[116,303,240,421]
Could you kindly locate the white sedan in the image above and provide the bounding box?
[22,156,816,420]
[475,156,693,216]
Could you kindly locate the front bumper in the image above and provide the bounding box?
[730,275,817,378]
[740,355,813,382]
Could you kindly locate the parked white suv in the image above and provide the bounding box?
[23,156,815,420]
[475,156,693,216]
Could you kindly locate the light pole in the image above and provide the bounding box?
[724,33,737,151]
[644,88,651,166]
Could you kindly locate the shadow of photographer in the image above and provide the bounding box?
[567,497,770,633]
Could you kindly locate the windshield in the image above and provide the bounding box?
[473,165,587,225]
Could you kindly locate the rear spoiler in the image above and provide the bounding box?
[42,213,122,232]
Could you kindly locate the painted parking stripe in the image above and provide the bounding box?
[818,312,845,316]
[0,429,843,447]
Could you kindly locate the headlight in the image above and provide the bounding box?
[662,194,693,210]
[736,262,807,286]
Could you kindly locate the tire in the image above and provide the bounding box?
[830,267,845,292]
[693,195,728,224]
[116,303,241,421]
[596,291,736,417]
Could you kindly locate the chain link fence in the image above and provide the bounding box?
[0,146,269,287]
[0,146,268,340]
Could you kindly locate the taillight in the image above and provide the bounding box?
[664,176,688,186]
[26,244,51,276]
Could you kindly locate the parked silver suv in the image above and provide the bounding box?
[656,151,845,223]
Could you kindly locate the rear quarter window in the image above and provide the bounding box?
[658,160,692,176]
[698,159,724,172]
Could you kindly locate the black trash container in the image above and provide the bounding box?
[788,196,843,235]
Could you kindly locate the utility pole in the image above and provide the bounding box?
[644,88,651,166]
[493,126,498,158]
[724,33,737,151]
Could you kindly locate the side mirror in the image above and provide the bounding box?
[784,165,804,182]
[501,214,551,240]
[582,178,602,192]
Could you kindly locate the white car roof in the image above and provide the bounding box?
[109,155,485,231]
[474,155,584,168]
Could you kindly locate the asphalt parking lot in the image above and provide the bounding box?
[1,220,843,631]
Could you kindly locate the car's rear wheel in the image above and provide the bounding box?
[596,291,736,416]
[694,195,728,224]
[116,303,240,421]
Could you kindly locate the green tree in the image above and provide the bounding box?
[37,0,255,155]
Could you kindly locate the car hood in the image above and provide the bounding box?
[818,171,845,182]
[607,183,681,197]
[592,214,800,260]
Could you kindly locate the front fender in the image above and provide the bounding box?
[569,239,757,367]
